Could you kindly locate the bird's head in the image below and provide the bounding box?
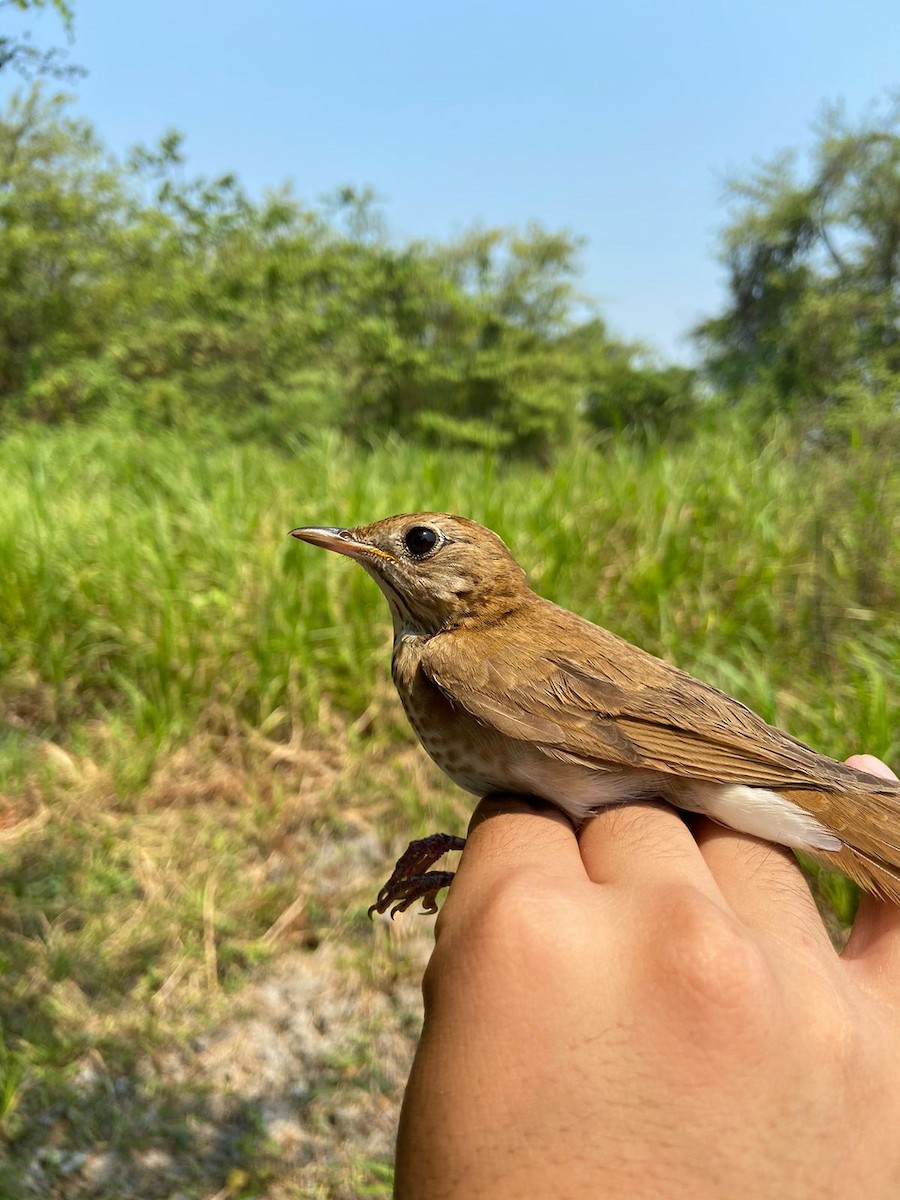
[290,513,529,636]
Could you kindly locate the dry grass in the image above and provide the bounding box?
[0,703,466,1197]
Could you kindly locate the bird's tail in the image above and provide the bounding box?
[818,844,900,906]
[776,782,900,905]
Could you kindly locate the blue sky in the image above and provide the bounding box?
[6,0,900,361]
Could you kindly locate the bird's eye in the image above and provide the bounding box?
[404,526,440,557]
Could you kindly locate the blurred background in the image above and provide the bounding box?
[1,1,899,1196]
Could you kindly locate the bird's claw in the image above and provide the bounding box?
[368,832,466,918]
[368,870,457,918]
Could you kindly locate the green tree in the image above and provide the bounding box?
[566,320,698,443]
[0,89,130,411]
[695,96,900,413]
[1,0,80,80]
[0,89,694,456]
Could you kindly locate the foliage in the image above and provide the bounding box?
[0,0,81,81]
[695,96,900,418]
[568,320,698,442]
[2,422,897,760]
[0,89,696,455]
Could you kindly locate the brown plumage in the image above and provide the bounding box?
[291,512,900,909]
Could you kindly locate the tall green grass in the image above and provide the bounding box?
[2,420,898,774]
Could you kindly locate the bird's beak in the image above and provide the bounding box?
[289,526,395,562]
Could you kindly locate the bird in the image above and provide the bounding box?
[290,512,900,916]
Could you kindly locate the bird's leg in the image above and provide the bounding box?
[368,833,466,919]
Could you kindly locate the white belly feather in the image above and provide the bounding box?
[432,739,842,856]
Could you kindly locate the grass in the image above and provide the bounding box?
[0,417,899,1195]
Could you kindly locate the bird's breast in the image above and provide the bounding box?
[391,636,512,795]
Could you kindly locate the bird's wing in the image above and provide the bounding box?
[422,609,900,872]
[422,619,881,795]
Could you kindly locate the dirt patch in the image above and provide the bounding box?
[22,930,433,1199]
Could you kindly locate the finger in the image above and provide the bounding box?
[462,793,582,878]
[844,893,900,979]
[841,756,900,979]
[694,820,835,953]
[578,801,723,902]
[845,754,899,782]
[440,794,584,915]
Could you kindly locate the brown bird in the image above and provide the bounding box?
[291,513,900,915]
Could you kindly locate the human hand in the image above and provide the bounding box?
[394,757,900,1199]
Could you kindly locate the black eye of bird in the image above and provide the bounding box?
[404,526,440,557]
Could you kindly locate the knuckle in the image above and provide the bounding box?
[654,888,777,1026]
[473,867,580,953]
[429,866,582,996]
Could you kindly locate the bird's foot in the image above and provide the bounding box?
[368,832,466,918]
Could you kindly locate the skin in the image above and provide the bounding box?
[394,755,900,1200]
